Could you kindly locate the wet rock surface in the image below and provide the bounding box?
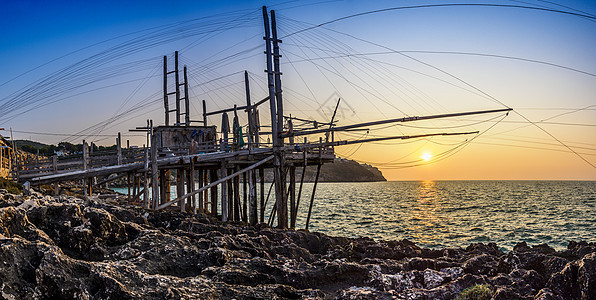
[0,189,594,299]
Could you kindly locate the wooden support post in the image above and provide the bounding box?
[288,118,294,145]
[83,140,89,198]
[184,65,190,125]
[293,153,307,226]
[151,122,159,209]
[233,166,240,221]
[277,160,287,229]
[262,6,278,147]
[175,51,181,125]
[52,156,59,196]
[262,6,286,229]
[203,169,208,213]
[305,164,322,231]
[242,171,247,222]
[248,168,257,225]
[165,170,171,203]
[188,161,196,213]
[144,147,149,209]
[127,172,132,201]
[210,169,218,217]
[163,56,169,126]
[195,163,203,214]
[289,165,296,228]
[259,167,265,223]
[255,109,260,148]
[177,167,185,212]
[160,169,168,206]
[132,173,138,198]
[221,113,229,152]
[202,100,207,126]
[117,133,122,165]
[271,10,284,144]
[220,163,228,222]
[244,71,254,150]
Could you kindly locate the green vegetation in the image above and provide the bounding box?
[0,177,23,194]
[456,284,493,300]
[14,140,116,157]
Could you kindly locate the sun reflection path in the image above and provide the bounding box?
[406,181,450,246]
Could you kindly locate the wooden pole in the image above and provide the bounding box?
[202,100,207,126]
[144,146,149,209]
[184,65,190,125]
[177,167,185,212]
[288,118,294,145]
[259,167,265,223]
[195,162,202,214]
[163,56,169,126]
[117,133,122,165]
[221,113,229,152]
[271,10,284,144]
[288,108,513,138]
[305,164,322,231]
[249,168,257,225]
[83,140,89,198]
[151,121,159,209]
[203,169,209,213]
[52,156,59,196]
[293,153,307,226]
[262,6,285,229]
[10,128,18,182]
[289,165,296,228]
[244,71,254,150]
[175,51,181,125]
[210,169,218,217]
[255,109,260,148]
[220,162,228,222]
[242,171,247,222]
[187,163,194,213]
[272,9,287,229]
[262,6,278,147]
[127,172,132,201]
[233,166,240,221]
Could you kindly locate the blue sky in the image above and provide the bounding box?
[1,0,595,179]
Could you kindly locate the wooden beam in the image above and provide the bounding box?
[287,108,512,137]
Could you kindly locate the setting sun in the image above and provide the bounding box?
[421,152,433,161]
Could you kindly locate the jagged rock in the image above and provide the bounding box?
[0,189,593,299]
[463,253,500,276]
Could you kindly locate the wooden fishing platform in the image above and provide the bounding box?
[10,6,511,229]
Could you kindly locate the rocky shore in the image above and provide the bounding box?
[0,189,594,299]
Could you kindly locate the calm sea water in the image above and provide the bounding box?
[113,181,596,251]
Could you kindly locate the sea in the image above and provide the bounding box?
[113,181,596,251]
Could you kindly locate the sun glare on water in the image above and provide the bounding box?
[421,152,432,161]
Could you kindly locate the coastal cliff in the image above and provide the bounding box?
[263,158,386,183]
[1,190,594,299]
